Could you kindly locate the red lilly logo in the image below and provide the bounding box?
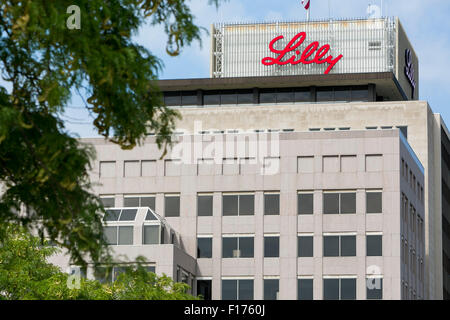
[261,32,343,75]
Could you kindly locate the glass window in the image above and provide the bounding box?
[323,279,340,300]
[222,237,238,258]
[94,266,112,283]
[164,92,181,106]
[165,196,180,217]
[222,280,237,300]
[264,194,280,215]
[103,209,121,221]
[140,197,155,210]
[260,90,277,104]
[298,193,314,215]
[197,237,213,258]
[334,88,351,102]
[237,90,253,104]
[104,226,117,245]
[366,192,382,213]
[264,279,279,300]
[204,91,220,105]
[366,235,382,256]
[239,195,254,216]
[124,197,139,207]
[118,226,133,245]
[143,225,160,244]
[298,236,314,257]
[145,209,157,221]
[351,88,368,102]
[119,209,137,221]
[239,237,254,258]
[145,266,156,273]
[294,89,310,102]
[367,278,383,300]
[323,193,339,214]
[223,195,238,216]
[101,197,115,208]
[340,193,356,214]
[198,195,213,216]
[277,88,295,103]
[221,91,238,105]
[341,235,356,256]
[239,280,254,300]
[341,278,356,300]
[264,236,279,258]
[317,88,334,102]
[181,91,197,106]
[197,280,212,300]
[298,279,313,300]
[323,236,339,257]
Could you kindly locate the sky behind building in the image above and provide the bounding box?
[26,0,450,137]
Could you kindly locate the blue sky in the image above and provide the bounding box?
[38,0,450,136]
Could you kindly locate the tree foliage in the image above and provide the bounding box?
[0,224,198,300]
[0,0,224,266]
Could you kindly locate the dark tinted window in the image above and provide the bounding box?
[264,194,280,215]
[294,89,310,102]
[341,235,356,256]
[298,193,314,215]
[239,237,254,258]
[298,279,313,300]
[104,209,121,221]
[197,280,212,300]
[367,278,383,299]
[101,198,115,208]
[104,226,117,245]
[164,92,181,106]
[341,278,356,300]
[165,196,180,217]
[323,236,339,257]
[145,209,157,220]
[239,195,254,215]
[181,91,197,106]
[277,88,295,103]
[367,235,382,256]
[260,90,277,103]
[237,90,253,104]
[197,238,213,258]
[334,88,351,101]
[119,209,137,221]
[340,193,356,214]
[118,226,133,245]
[223,195,238,216]
[264,279,279,300]
[352,88,368,101]
[298,236,314,257]
[143,225,159,244]
[141,197,155,210]
[204,91,220,105]
[323,193,339,214]
[317,88,334,102]
[264,237,279,258]
[323,279,340,300]
[198,195,213,216]
[124,197,139,207]
[221,91,238,104]
[239,280,254,300]
[222,280,237,300]
[222,237,238,258]
[366,192,382,213]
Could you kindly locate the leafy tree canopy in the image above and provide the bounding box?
[0,224,198,300]
[0,0,224,266]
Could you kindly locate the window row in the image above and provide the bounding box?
[401,193,424,242]
[218,277,382,300]
[163,86,370,107]
[197,235,383,258]
[99,153,384,178]
[401,158,424,203]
